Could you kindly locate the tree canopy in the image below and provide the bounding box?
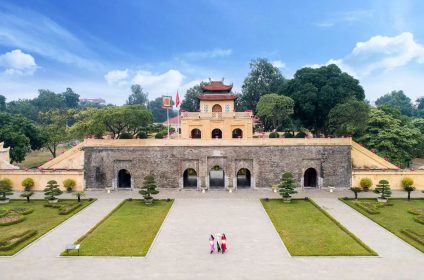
[256,93,294,131]
[148,97,177,122]
[327,99,370,137]
[126,84,148,106]
[375,90,414,116]
[280,64,365,135]
[180,82,207,112]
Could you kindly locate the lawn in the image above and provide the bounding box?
[17,146,68,169]
[261,199,376,256]
[342,198,424,252]
[0,199,94,256]
[62,199,173,256]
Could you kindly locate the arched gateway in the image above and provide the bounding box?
[183,168,198,188]
[236,168,251,188]
[209,165,224,188]
[304,168,318,188]
[118,169,131,188]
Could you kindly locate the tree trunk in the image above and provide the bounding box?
[26,196,30,203]
[355,192,358,199]
[77,194,81,202]
[408,191,411,201]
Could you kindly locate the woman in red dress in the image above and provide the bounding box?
[221,233,227,254]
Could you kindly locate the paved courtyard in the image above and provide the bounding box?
[1,189,423,279]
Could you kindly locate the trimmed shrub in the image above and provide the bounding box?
[9,207,33,215]
[408,208,424,215]
[0,209,7,218]
[58,203,81,215]
[359,178,373,191]
[295,131,307,138]
[269,132,279,138]
[283,132,294,138]
[277,172,298,200]
[139,175,159,204]
[414,215,424,225]
[401,177,415,200]
[21,178,34,191]
[0,230,37,251]
[137,131,148,139]
[119,132,132,139]
[43,180,63,201]
[20,191,34,203]
[0,213,25,226]
[63,179,76,192]
[401,229,424,245]
[350,186,362,199]
[155,131,166,139]
[374,179,392,200]
[354,202,380,214]
[0,179,13,201]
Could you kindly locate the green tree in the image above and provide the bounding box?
[277,172,297,201]
[374,180,392,200]
[0,95,5,111]
[43,180,63,201]
[357,108,421,167]
[0,179,13,201]
[139,175,159,204]
[21,178,35,191]
[350,186,362,199]
[62,88,80,108]
[0,112,45,163]
[39,109,70,158]
[70,108,107,139]
[148,97,177,122]
[6,99,39,122]
[281,64,365,135]
[180,82,207,112]
[238,58,285,112]
[127,84,148,106]
[401,177,415,200]
[327,99,370,137]
[376,90,414,116]
[416,97,424,117]
[33,89,66,112]
[20,191,34,203]
[256,94,294,131]
[63,178,76,192]
[73,191,85,202]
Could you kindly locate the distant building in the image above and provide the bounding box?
[163,115,181,133]
[79,98,106,105]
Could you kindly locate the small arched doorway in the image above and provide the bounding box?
[191,128,201,139]
[237,168,251,188]
[304,168,317,188]
[212,128,222,139]
[212,104,222,112]
[183,168,198,188]
[118,169,131,188]
[209,165,224,188]
[232,128,243,138]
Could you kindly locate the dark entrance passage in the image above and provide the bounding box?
[304,168,317,187]
[183,168,197,188]
[232,128,243,138]
[118,169,131,188]
[191,128,201,139]
[212,129,222,139]
[209,165,224,188]
[237,168,251,188]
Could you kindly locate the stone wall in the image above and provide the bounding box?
[84,144,352,190]
[352,170,424,190]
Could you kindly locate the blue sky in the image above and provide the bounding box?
[0,0,424,104]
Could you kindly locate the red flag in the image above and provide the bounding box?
[176,90,180,108]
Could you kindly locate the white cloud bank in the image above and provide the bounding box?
[104,69,128,86]
[0,49,37,75]
[271,60,286,69]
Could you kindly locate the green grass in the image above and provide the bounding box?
[62,199,173,256]
[0,199,94,255]
[261,199,376,256]
[17,147,68,169]
[342,198,424,252]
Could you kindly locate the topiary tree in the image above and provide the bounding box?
[269,132,280,138]
[139,175,159,205]
[350,186,362,199]
[278,172,297,202]
[374,179,392,201]
[0,179,13,202]
[73,191,85,202]
[43,180,63,201]
[63,178,76,192]
[401,177,415,201]
[21,178,35,191]
[360,178,372,192]
[20,191,34,203]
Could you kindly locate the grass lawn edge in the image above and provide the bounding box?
[2,198,96,256]
[60,199,174,257]
[339,197,424,253]
[261,198,377,256]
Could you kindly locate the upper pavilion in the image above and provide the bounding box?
[180,79,253,139]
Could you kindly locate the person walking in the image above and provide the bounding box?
[216,233,222,253]
[221,233,227,254]
[209,234,215,254]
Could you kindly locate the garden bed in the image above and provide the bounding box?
[0,199,94,256]
[261,199,376,256]
[341,198,424,252]
[61,199,173,256]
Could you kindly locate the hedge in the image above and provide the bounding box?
[0,230,37,251]
[401,229,424,246]
[0,213,25,226]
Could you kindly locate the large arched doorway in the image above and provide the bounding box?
[118,169,131,188]
[209,165,224,188]
[212,104,222,112]
[237,168,251,188]
[191,128,201,139]
[183,168,197,188]
[232,128,243,138]
[304,168,317,188]
[212,128,222,139]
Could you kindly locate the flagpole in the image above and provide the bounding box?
[167,108,170,140]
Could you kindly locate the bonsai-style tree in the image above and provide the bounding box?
[43,180,63,201]
[401,177,415,201]
[139,175,159,204]
[73,191,85,202]
[359,178,372,192]
[0,179,13,202]
[22,178,35,191]
[278,172,297,201]
[374,179,392,201]
[350,186,362,200]
[20,191,34,203]
[63,179,76,192]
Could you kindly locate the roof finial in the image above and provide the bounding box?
[208,77,212,82]
[222,77,224,82]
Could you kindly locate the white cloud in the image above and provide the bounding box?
[0,49,37,75]
[104,69,129,86]
[271,60,286,69]
[314,10,373,28]
[132,69,185,97]
[183,48,232,60]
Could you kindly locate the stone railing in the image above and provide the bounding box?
[181,111,252,119]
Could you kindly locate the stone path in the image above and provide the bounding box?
[1,190,424,280]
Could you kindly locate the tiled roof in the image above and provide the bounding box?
[201,81,233,92]
[198,94,237,101]
[163,115,181,125]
